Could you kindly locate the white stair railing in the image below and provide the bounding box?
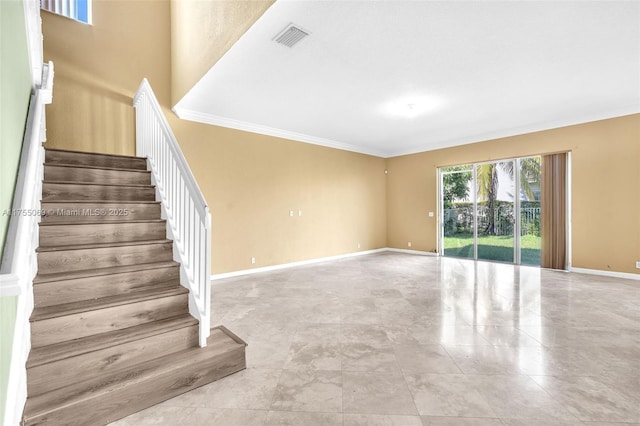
[0,61,54,426]
[133,79,212,347]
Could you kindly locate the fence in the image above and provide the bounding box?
[444,204,541,237]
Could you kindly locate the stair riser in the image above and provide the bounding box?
[34,267,180,308]
[27,324,199,397]
[39,222,167,247]
[38,242,173,274]
[24,346,245,425]
[45,150,147,171]
[30,294,189,348]
[44,165,151,186]
[42,182,156,202]
[41,202,161,223]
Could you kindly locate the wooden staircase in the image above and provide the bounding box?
[22,148,246,425]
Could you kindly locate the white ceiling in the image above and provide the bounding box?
[174,0,640,158]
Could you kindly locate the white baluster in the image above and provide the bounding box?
[133,79,211,347]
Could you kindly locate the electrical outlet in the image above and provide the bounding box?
[636,261,640,269]
[408,242,412,248]
[289,210,294,217]
[251,257,256,264]
[357,243,361,249]
[428,211,434,217]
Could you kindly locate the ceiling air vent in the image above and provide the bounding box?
[273,24,309,48]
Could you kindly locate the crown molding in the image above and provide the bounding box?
[174,104,639,159]
[386,104,640,158]
[173,107,387,158]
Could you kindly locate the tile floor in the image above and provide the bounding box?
[112,252,640,425]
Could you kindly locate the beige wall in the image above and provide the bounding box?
[41,1,639,276]
[167,116,387,273]
[42,0,171,155]
[387,114,640,275]
[41,0,386,274]
[171,0,275,105]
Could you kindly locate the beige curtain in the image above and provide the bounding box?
[541,153,567,270]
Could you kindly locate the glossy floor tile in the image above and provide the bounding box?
[343,371,418,415]
[111,253,640,425]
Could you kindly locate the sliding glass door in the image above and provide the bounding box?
[476,161,515,263]
[441,165,474,259]
[440,156,541,266]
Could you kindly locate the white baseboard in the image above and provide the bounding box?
[570,267,640,281]
[211,249,639,283]
[4,293,30,426]
[211,248,388,281]
[385,248,439,256]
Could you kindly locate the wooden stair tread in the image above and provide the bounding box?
[31,282,186,321]
[42,182,157,202]
[39,219,166,227]
[23,327,245,421]
[34,260,179,284]
[27,314,198,368]
[37,238,172,252]
[45,148,146,161]
[40,202,163,222]
[42,180,154,188]
[42,200,160,204]
[45,149,148,173]
[44,163,151,173]
[39,221,168,248]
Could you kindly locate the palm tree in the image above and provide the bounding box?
[476,158,540,235]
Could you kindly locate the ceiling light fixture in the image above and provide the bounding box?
[384,96,440,118]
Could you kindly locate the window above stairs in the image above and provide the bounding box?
[41,0,91,24]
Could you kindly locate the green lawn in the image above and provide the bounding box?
[444,233,541,265]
